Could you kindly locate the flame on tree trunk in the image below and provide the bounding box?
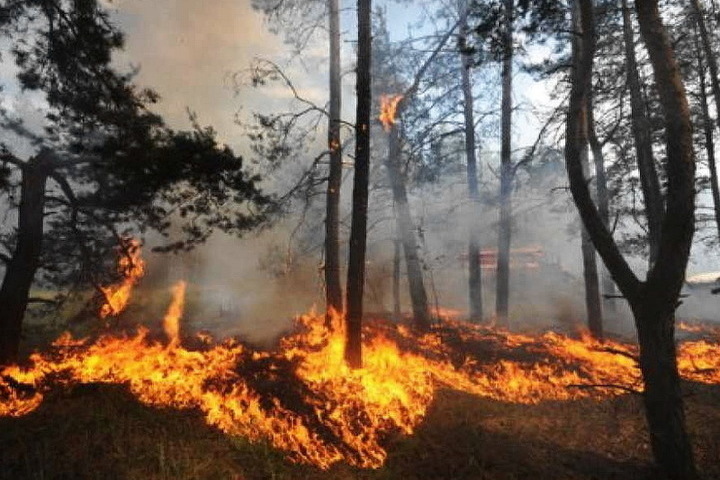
[382,100,431,331]
[345,0,372,369]
[0,152,51,365]
[98,238,146,319]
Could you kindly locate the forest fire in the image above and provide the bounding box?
[379,94,403,131]
[98,239,146,318]
[1,279,720,469]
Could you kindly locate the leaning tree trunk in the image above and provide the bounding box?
[496,0,513,326]
[0,156,50,365]
[694,14,720,241]
[459,0,483,323]
[567,1,698,478]
[621,0,664,266]
[324,0,343,321]
[345,0,372,369]
[385,126,431,331]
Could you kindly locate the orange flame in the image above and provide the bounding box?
[163,281,186,347]
[379,94,403,132]
[98,239,145,318]
[1,302,719,469]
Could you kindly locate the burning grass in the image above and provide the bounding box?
[1,298,720,474]
[2,261,720,476]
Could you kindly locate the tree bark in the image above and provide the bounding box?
[634,300,696,480]
[459,0,483,323]
[576,2,602,340]
[567,1,698,478]
[385,127,431,331]
[0,154,50,365]
[621,0,664,267]
[693,4,720,241]
[496,0,513,326]
[581,226,603,338]
[690,0,720,135]
[324,0,343,321]
[587,93,616,317]
[392,232,401,322]
[345,0,372,369]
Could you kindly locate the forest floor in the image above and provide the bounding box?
[1,378,719,479]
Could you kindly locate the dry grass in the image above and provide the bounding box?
[1,381,718,480]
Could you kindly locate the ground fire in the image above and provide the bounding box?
[1,267,719,470]
[98,238,146,319]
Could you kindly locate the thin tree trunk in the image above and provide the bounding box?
[345,0,371,369]
[587,94,616,317]
[324,0,343,322]
[459,0,483,323]
[393,231,401,322]
[385,126,431,331]
[496,0,513,326]
[691,0,720,135]
[581,227,603,338]
[573,0,602,340]
[0,155,50,365]
[621,0,664,267]
[693,9,720,240]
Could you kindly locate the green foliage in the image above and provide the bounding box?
[0,0,274,297]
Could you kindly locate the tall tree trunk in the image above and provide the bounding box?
[581,227,603,338]
[459,0,483,323]
[0,155,50,365]
[324,0,343,321]
[691,0,720,135]
[575,1,602,340]
[693,5,720,240]
[345,0,371,369]
[496,0,513,326]
[567,1,698,478]
[621,0,664,267]
[587,94,616,317]
[385,126,431,331]
[392,231,401,322]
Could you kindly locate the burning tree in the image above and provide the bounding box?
[0,0,272,364]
